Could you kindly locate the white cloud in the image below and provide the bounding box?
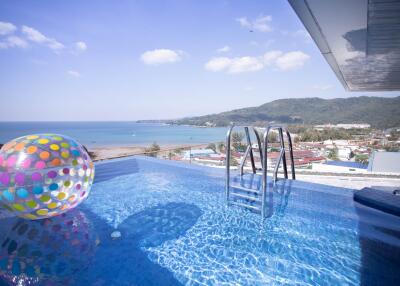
[0,24,85,54]
[263,50,283,65]
[205,56,263,74]
[140,49,182,65]
[236,15,272,32]
[205,50,310,74]
[216,46,231,53]
[204,57,231,72]
[75,41,87,52]
[237,17,250,28]
[312,84,333,91]
[67,70,81,77]
[22,26,47,42]
[275,51,310,70]
[22,25,64,52]
[229,57,264,73]
[0,36,28,49]
[0,21,16,35]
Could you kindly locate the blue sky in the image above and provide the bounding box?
[0,0,396,121]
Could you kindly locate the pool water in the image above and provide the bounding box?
[1,156,399,285]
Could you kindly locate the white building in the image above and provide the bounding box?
[182,149,215,160]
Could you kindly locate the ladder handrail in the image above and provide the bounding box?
[226,124,262,200]
[286,130,296,180]
[226,123,295,219]
[253,127,264,168]
[227,125,260,171]
[262,124,296,217]
[244,127,256,174]
[263,124,295,181]
[273,146,285,183]
[226,124,234,202]
[239,145,251,176]
[278,127,288,179]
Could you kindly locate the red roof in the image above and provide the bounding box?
[196,156,225,161]
[294,156,325,165]
[268,150,316,159]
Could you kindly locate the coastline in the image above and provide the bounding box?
[89,143,209,161]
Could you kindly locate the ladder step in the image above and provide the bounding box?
[230,201,261,212]
[230,184,261,194]
[230,192,261,202]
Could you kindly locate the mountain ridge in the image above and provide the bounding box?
[168,96,400,129]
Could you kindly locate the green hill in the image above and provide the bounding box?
[169,96,400,129]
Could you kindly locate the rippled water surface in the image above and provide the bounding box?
[1,157,399,285]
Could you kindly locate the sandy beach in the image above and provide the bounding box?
[89,143,209,161]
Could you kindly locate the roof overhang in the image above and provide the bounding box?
[289,0,400,91]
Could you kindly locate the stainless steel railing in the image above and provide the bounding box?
[226,124,263,202]
[226,123,295,218]
[262,124,295,218]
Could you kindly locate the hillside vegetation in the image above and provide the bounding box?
[169,96,400,129]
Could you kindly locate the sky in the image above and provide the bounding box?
[0,0,397,121]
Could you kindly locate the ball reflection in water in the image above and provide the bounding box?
[0,210,98,285]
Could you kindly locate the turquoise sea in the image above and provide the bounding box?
[0,122,227,147]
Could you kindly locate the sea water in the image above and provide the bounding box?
[0,122,227,147]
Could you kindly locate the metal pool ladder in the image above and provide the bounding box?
[225,124,296,218]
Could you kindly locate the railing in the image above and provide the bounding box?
[262,124,295,183]
[226,124,264,202]
[226,123,296,218]
[262,124,295,218]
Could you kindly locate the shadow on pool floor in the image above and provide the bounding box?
[80,202,202,286]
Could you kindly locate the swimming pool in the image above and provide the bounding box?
[1,156,399,285]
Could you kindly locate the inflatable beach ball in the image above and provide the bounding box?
[0,134,94,220]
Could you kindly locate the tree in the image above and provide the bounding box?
[388,130,399,141]
[297,128,352,142]
[174,148,183,155]
[145,142,161,157]
[229,157,239,167]
[207,143,217,153]
[267,132,278,143]
[231,132,246,151]
[327,148,339,160]
[384,145,400,152]
[355,154,369,165]
[217,141,225,153]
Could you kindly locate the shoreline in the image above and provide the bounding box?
[89,143,210,161]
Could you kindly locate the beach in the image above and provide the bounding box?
[89,143,210,161]
[89,146,147,160]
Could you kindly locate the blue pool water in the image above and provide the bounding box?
[1,157,400,285]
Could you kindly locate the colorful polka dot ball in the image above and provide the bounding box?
[0,134,95,220]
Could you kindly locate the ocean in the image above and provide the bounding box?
[0,122,227,147]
